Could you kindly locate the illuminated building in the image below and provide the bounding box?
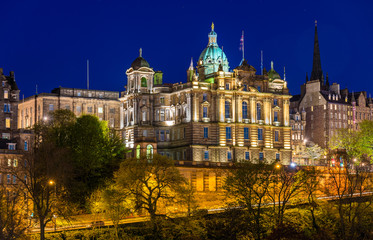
[291,21,373,158]
[121,24,292,164]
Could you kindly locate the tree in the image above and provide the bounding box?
[67,114,126,206]
[90,182,134,239]
[0,184,28,239]
[115,154,186,235]
[17,122,72,240]
[304,144,325,165]
[224,160,274,240]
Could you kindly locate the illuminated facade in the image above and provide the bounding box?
[121,25,292,164]
[291,22,373,153]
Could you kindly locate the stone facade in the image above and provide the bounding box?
[18,87,121,130]
[121,26,292,164]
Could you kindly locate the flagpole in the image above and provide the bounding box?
[242,30,244,61]
[260,50,263,75]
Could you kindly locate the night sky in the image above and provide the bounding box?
[1,0,372,98]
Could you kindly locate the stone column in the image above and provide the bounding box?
[250,96,256,123]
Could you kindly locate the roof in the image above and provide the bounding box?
[131,57,150,70]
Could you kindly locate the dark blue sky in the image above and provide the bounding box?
[1,0,372,98]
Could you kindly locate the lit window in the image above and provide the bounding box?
[311,106,313,112]
[242,102,248,119]
[226,127,232,139]
[146,145,153,159]
[160,97,165,105]
[244,127,249,140]
[98,107,103,113]
[141,77,147,87]
[13,159,17,167]
[136,145,141,159]
[258,128,263,140]
[5,118,10,128]
[204,127,208,138]
[204,151,209,160]
[245,152,250,160]
[4,90,8,99]
[77,92,81,96]
[8,143,16,150]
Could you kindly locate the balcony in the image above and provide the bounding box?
[226,118,232,123]
[258,120,264,125]
[243,118,250,123]
[273,121,280,126]
[202,117,210,122]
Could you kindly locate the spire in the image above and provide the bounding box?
[310,20,323,82]
[189,57,194,70]
[271,61,274,70]
[139,48,142,57]
[351,91,356,102]
[283,66,286,80]
[306,72,309,82]
[326,72,329,86]
[208,23,218,46]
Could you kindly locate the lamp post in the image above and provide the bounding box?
[48,180,57,231]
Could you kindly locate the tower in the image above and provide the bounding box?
[310,20,323,84]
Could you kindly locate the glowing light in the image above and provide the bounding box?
[290,162,296,168]
[49,180,55,185]
[275,163,281,169]
[165,120,175,126]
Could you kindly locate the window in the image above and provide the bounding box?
[7,174,10,184]
[275,131,279,142]
[4,90,8,99]
[276,153,280,160]
[65,105,70,110]
[259,152,264,161]
[49,104,54,111]
[24,141,28,151]
[5,118,10,128]
[225,101,230,118]
[257,86,261,92]
[204,127,208,138]
[160,130,165,141]
[98,107,103,113]
[8,159,11,167]
[204,151,209,161]
[225,83,230,90]
[76,106,81,113]
[226,127,232,139]
[8,143,16,150]
[274,99,278,106]
[243,84,247,91]
[242,102,248,119]
[99,93,103,98]
[77,92,81,96]
[203,106,208,118]
[256,103,261,120]
[88,92,92,97]
[142,111,146,121]
[203,93,207,102]
[146,145,153,159]
[274,111,278,122]
[227,151,232,161]
[136,145,141,159]
[110,108,115,114]
[13,159,17,167]
[160,109,165,121]
[13,175,16,184]
[3,104,10,113]
[141,77,147,87]
[87,106,93,113]
[109,118,114,127]
[244,127,249,140]
[2,133,10,139]
[160,97,165,105]
[258,128,263,140]
[245,152,250,160]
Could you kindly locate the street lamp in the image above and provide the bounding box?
[48,180,57,231]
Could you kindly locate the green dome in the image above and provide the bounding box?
[198,24,229,75]
[267,61,281,80]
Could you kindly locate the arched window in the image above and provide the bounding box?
[136,145,141,159]
[146,145,153,159]
[141,77,147,87]
[242,102,248,119]
[225,101,230,118]
[256,103,261,120]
